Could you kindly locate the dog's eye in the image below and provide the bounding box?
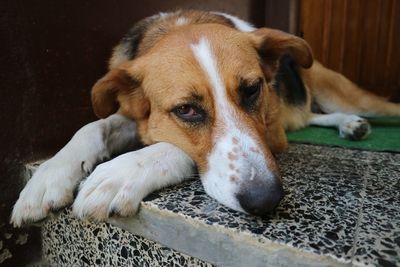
[172,104,206,123]
[240,79,262,110]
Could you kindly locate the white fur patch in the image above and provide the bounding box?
[73,142,194,220]
[157,12,171,19]
[211,12,256,32]
[175,17,188,26]
[191,38,229,115]
[191,38,274,212]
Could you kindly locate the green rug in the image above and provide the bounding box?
[287,117,400,152]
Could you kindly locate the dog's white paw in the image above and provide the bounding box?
[72,143,194,221]
[72,160,141,221]
[339,115,371,140]
[10,160,82,227]
[10,114,138,227]
[72,153,154,221]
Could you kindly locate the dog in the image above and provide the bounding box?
[11,10,400,227]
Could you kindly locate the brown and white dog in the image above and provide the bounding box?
[11,10,400,226]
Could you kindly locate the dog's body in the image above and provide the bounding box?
[11,10,400,226]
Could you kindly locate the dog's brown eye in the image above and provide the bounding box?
[172,104,206,124]
[240,78,263,111]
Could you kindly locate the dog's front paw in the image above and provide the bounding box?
[73,155,144,221]
[339,115,371,140]
[72,143,194,221]
[11,160,80,227]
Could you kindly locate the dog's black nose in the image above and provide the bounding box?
[236,176,284,215]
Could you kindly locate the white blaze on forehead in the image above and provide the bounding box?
[190,38,235,127]
[190,39,225,102]
[190,37,274,212]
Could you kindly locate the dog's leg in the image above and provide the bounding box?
[308,113,371,140]
[11,114,138,227]
[303,61,400,117]
[72,142,194,221]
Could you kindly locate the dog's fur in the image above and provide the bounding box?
[11,10,400,226]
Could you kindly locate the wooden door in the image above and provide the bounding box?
[298,0,400,100]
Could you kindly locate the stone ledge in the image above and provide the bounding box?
[112,204,346,267]
[33,144,400,266]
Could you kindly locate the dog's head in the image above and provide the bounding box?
[92,24,312,215]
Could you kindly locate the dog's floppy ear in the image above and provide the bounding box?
[250,28,313,77]
[91,60,147,119]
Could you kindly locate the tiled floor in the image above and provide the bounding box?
[39,144,400,266]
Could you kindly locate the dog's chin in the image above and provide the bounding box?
[200,175,246,213]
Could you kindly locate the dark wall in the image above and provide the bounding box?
[0,0,291,265]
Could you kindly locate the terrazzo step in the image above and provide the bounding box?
[28,144,400,267]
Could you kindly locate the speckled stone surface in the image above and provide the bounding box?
[38,144,399,267]
[42,210,213,267]
[352,161,400,267]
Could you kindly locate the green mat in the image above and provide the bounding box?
[287,117,400,152]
